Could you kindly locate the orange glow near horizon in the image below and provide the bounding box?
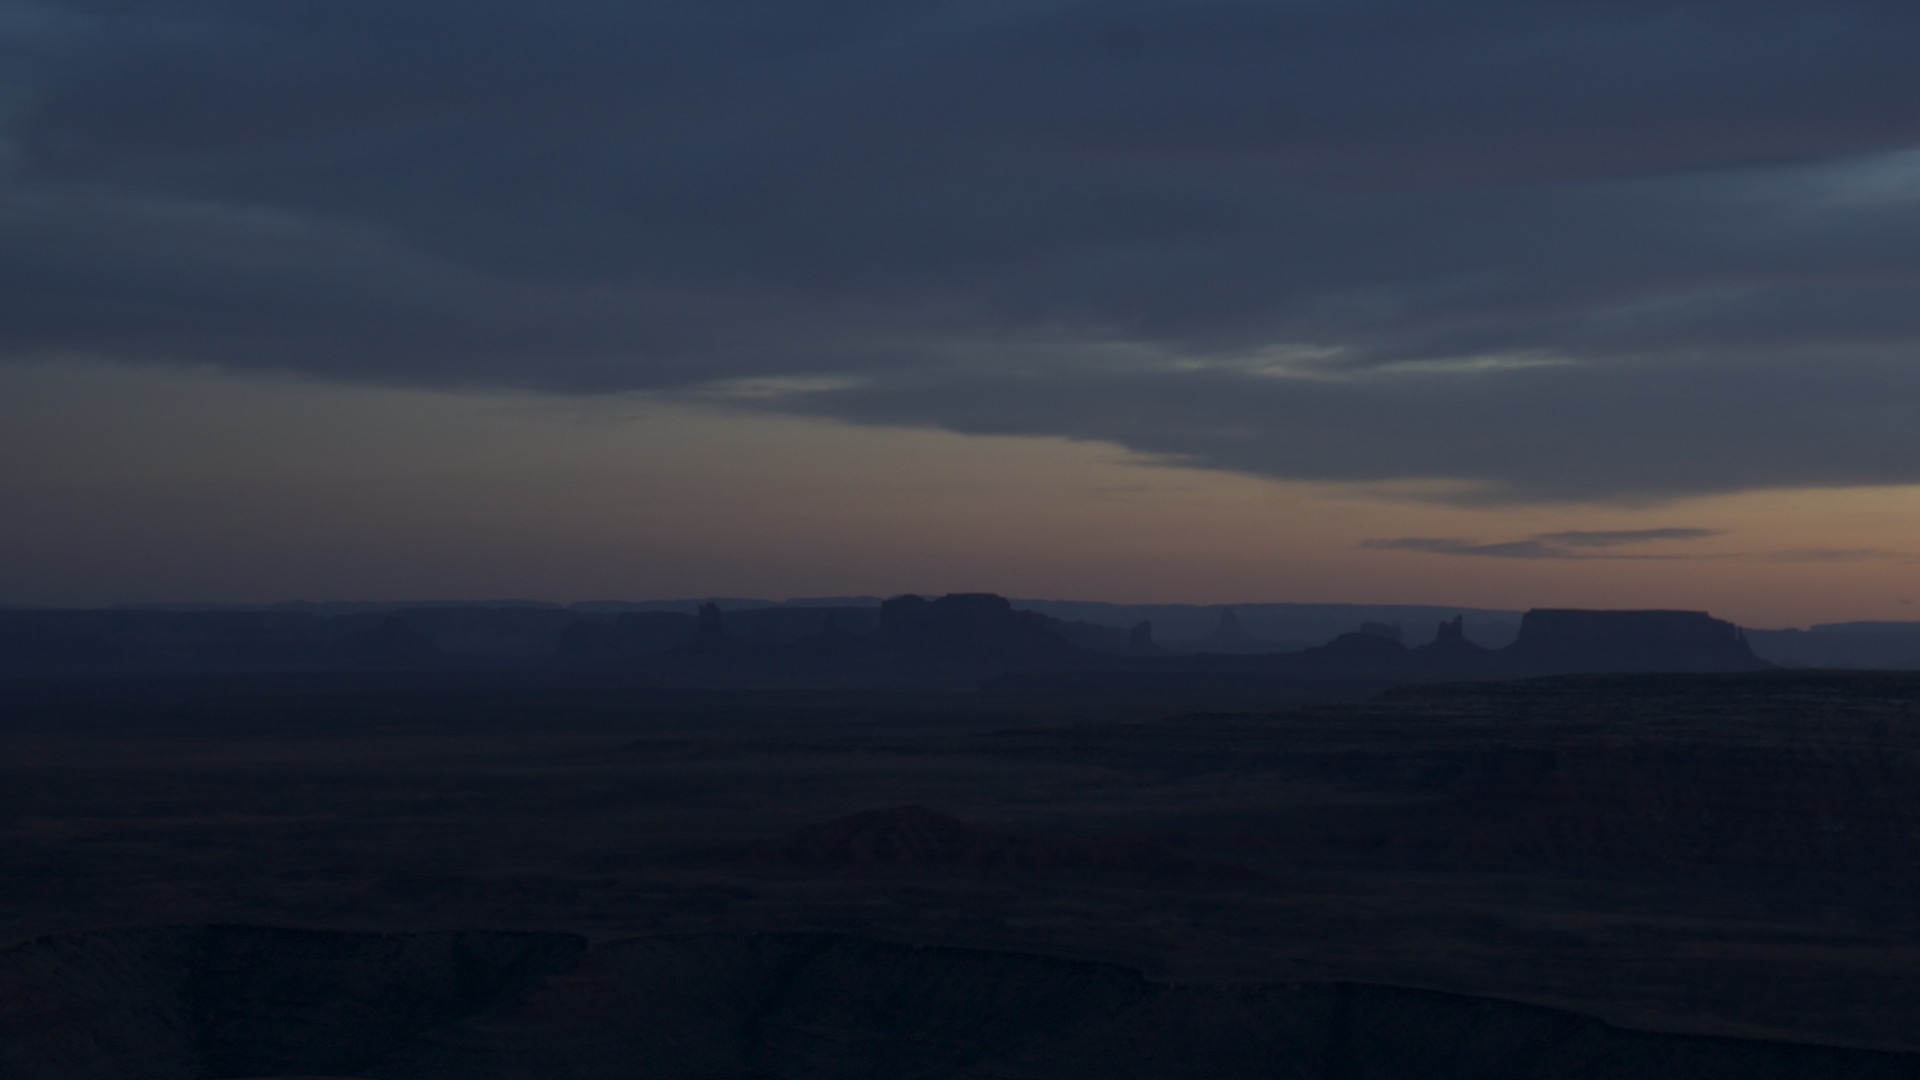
[2,361,1915,628]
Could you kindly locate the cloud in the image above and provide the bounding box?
[1365,530,1916,562]
[6,2,1920,499]
[1363,528,1721,559]
[1761,548,1918,564]
[1535,528,1723,548]
[1362,537,1570,560]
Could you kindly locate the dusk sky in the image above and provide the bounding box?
[5,1,1920,627]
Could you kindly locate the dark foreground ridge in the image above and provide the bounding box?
[4,926,1915,1080]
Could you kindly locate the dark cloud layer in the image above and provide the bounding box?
[5,1,1920,499]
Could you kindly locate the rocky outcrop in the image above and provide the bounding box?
[3,928,1914,1079]
[1275,608,1767,678]
[622,593,1092,687]
[1506,609,1768,674]
[0,601,1772,688]
[1195,607,1273,653]
[875,593,1084,668]
[997,607,1774,705]
[1297,629,1413,666]
[1415,615,1492,665]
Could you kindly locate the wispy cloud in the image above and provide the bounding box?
[1762,548,1918,564]
[1363,528,1721,560]
[1363,537,1566,559]
[1535,528,1721,548]
[1365,530,1915,563]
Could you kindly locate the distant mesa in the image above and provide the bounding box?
[1274,608,1765,676]
[1296,627,1412,666]
[1745,620,1920,669]
[876,593,1083,667]
[0,594,1780,685]
[995,606,1779,705]
[1506,609,1768,674]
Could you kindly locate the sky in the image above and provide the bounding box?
[3,1,1919,627]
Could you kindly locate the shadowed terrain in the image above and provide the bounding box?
[4,669,1920,1075]
[5,927,1918,1080]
